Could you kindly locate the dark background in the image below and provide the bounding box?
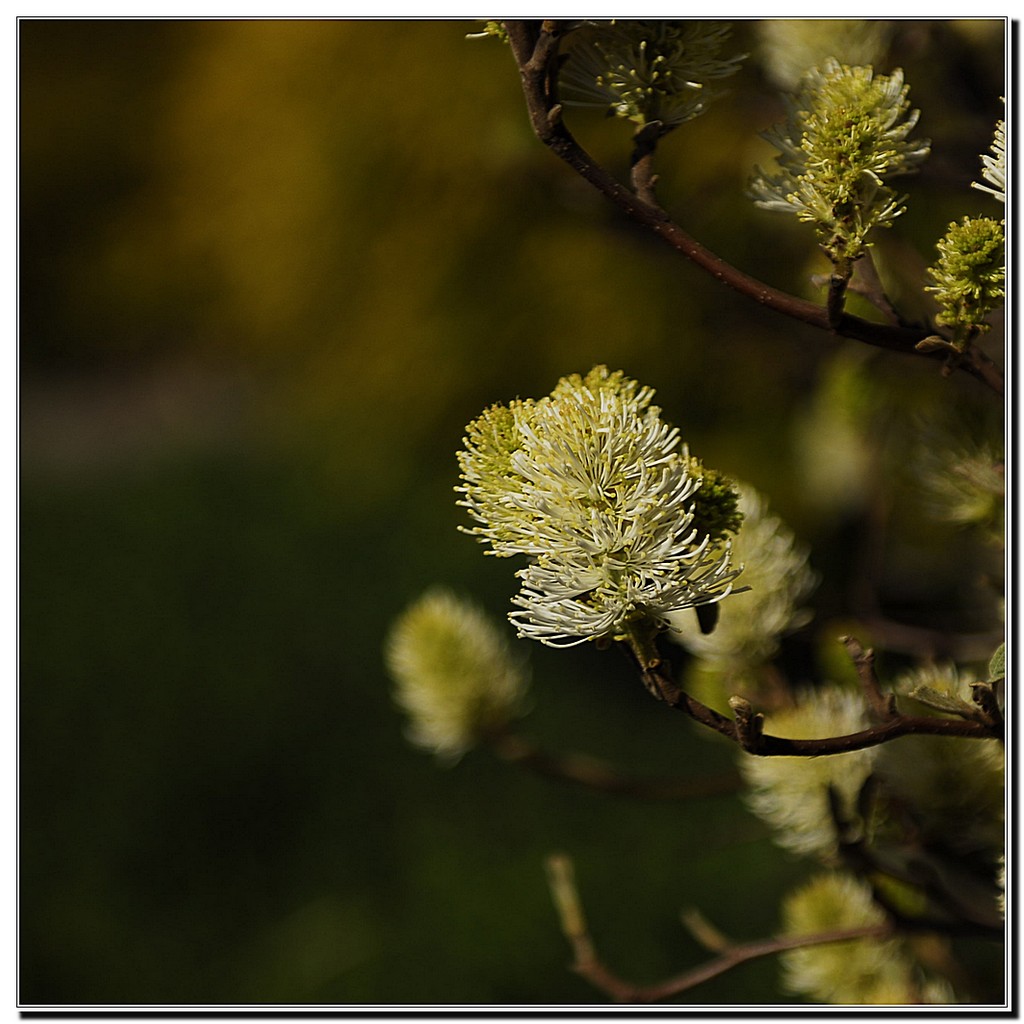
[19,18,1005,1005]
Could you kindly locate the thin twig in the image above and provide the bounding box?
[852,616,1003,663]
[490,732,741,801]
[639,923,894,1004]
[627,637,1002,755]
[840,635,899,721]
[546,853,894,1004]
[857,252,907,326]
[827,269,851,329]
[546,854,638,1003]
[502,21,1003,396]
[680,907,731,953]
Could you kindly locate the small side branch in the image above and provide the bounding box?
[841,635,899,721]
[546,853,893,1004]
[630,636,1002,755]
[490,733,741,801]
[728,696,766,754]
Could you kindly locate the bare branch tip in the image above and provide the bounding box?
[681,907,731,954]
[729,696,765,754]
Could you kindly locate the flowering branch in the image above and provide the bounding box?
[624,634,1002,755]
[545,853,894,1003]
[502,20,1003,396]
[490,732,740,801]
[812,253,905,327]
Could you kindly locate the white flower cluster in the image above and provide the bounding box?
[385,588,529,759]
[973,107,1006,204]
[667,483,816,667]
[780,872,953,1004]
[457,367,741,648]
[741,687,875,858]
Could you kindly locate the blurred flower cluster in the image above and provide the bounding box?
[741,688,873,859]
[756,20,893,90]
[780,873,953,1003]
[668,483,816,673]
[385,588,529,759]
[559,21,746,132]
[913,425,1004,539]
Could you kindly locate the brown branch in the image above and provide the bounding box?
[826,268,851,329]
[639,923,893,1004]
[850,616,1003,663]
[630,120,663,207]
[624,636,1002,756]
[502,21,1003,396]
[545,853,894,1004]
[490,732,741,801]
[857,251,907,326]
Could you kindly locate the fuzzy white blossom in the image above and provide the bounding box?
[780,872,953,1004]
[757,20,893,91]
[742,687,876,859]
[385,589,529,759]
[457,367,742,648]
[913,426,1004,534]
[666,483,816,665]
[877,664,1005,858]
[973,108,1006,204]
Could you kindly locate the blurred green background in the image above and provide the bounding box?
[19,19,1005,1006]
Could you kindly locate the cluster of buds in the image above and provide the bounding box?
[925,108,1006,350]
